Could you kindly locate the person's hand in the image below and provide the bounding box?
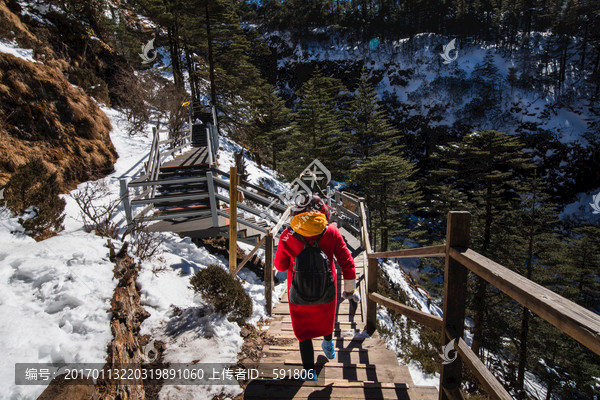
[342,290,361,303]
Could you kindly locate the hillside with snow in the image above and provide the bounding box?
[267,30,597,143]
[0,106,290,399]
[1,1,599,399]
[261,29,600,204]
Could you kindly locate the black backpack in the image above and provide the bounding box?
[288,228,336,305]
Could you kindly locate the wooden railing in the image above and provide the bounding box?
[359,207,600,400]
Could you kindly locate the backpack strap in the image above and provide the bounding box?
[291,226,328,248]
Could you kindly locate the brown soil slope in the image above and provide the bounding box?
[0,2,117,190]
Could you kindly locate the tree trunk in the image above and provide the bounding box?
[381,182,388,251]
[184,46,197,102]
[167,27,184,89]
[472,175,493,356]
[558,35,568,94]
[471,279,486,356]
[205,0,217,107]
[580,20,588,71]
[545,379,553,400]
[517,307,530,397]
[517,214,535,394]
[593,45,600,99]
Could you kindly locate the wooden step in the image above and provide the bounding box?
[244,378,413,399]
[271,336,369,344]
[275,318,364,326]
[156,183,208,192]
[250,228,439,400]
[153,204,209,215]
[265,345,369,353]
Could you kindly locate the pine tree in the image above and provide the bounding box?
[281,70,349,180]
[465,50,504,129]
[527,237,600,399]
[355,153,419,252]
[560,225,600,310]
[131,0,185,88]
[505,171,560,395]
[346,74,421,251]
[250,85,293,169]
[430,130,535,357]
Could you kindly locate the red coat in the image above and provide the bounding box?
[274,224,356,341]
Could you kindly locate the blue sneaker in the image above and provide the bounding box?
[321,338,335,360]
[300,368,318,381]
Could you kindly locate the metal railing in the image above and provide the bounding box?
[119,117,223,226]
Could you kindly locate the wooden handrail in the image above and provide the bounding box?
[215,194,280,224]
[272,206,292,237]
[359,200,372,254]
[338,207,360,220]
[212,176,286,212]
[454,338,512,400]
[235,235,267,275]
[369,292,443,331]
[361,209,600,399]
[265,230,274,316]
[340,191,360,203]
[211,167,284,201]
[449,246,600,356]
[367,245,446,259]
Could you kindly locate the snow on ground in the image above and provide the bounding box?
[559,187,600,224]
[377,259,442,390]
[136,233,245,400]
[0,214,115,400]
[132,127,288,399]
[1,106,290,399]
[216,135,289,195]
[266,31,598,145]
[0,39,37,63]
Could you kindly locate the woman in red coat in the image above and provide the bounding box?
[274,194,360,380]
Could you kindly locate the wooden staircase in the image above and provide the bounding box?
[244,232,439,400]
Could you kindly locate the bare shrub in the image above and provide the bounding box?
[121,215,163,262]
[111,70,189,140]
[151,82,189,149]
[68,67,110,106]
[72,180,120,238]
[111,70,152,136]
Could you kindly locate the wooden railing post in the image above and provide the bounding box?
[229,166,238,275]
[206,171,219,228]
[265,230,274,316]
[439,211,471,400]
[119,179,132,228]
[366,257,378,334]
[334,191,342,229]
[206,125,214,165]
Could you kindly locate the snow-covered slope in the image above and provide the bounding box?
[0,106,288,400]
[376,259,442,389]
[267,31,598,146]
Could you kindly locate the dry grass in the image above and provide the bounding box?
[0,53,116,191]
[0,2,38,48]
